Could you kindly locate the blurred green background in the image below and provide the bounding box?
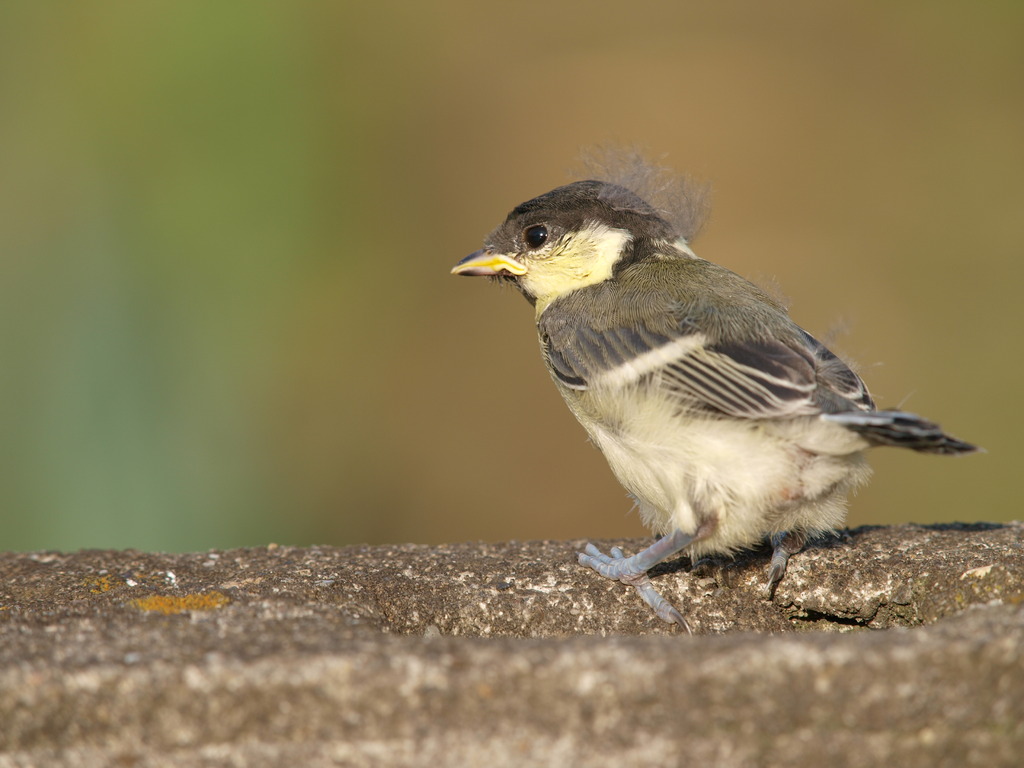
[1,2,1019,553]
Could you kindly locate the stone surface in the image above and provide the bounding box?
[0,523,1022,766]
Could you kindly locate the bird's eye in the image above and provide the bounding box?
[523,224,548,249]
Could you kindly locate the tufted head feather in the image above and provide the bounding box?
[573,145,711,243]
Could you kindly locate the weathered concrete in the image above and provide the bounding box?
[0,523,1021,766]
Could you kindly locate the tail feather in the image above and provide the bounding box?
[823,409,979,455]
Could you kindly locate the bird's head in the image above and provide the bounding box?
[452,180,688,312]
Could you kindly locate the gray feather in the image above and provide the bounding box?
[823,410,978,455]
[539,264,875,421]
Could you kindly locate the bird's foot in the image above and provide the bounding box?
[578,532,694,632]
[766,531,807,598]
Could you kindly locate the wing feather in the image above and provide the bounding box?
[540,316,873,420]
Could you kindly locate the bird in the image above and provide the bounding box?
[451,164,978,630]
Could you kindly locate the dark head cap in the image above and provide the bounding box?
[484,180,676,255]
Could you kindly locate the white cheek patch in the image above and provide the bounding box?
[522,224,631,309]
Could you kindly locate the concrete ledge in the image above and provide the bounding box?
[1,523,1022,766]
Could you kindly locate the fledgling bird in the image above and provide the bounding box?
[452,165,978,630]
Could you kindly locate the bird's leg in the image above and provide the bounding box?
[578,528,695,631]
[766,530,807,597]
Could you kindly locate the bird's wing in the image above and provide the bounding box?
[540,316,873,420]
[798,330,875,412]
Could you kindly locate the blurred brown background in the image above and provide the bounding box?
[0,3,1019,553]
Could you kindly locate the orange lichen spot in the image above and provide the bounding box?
[85,575,120,594]
[131,591,231,615]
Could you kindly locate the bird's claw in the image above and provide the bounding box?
[578,544,690,632]
[765,531,807,599]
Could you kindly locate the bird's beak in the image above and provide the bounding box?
[451,249,528,277]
